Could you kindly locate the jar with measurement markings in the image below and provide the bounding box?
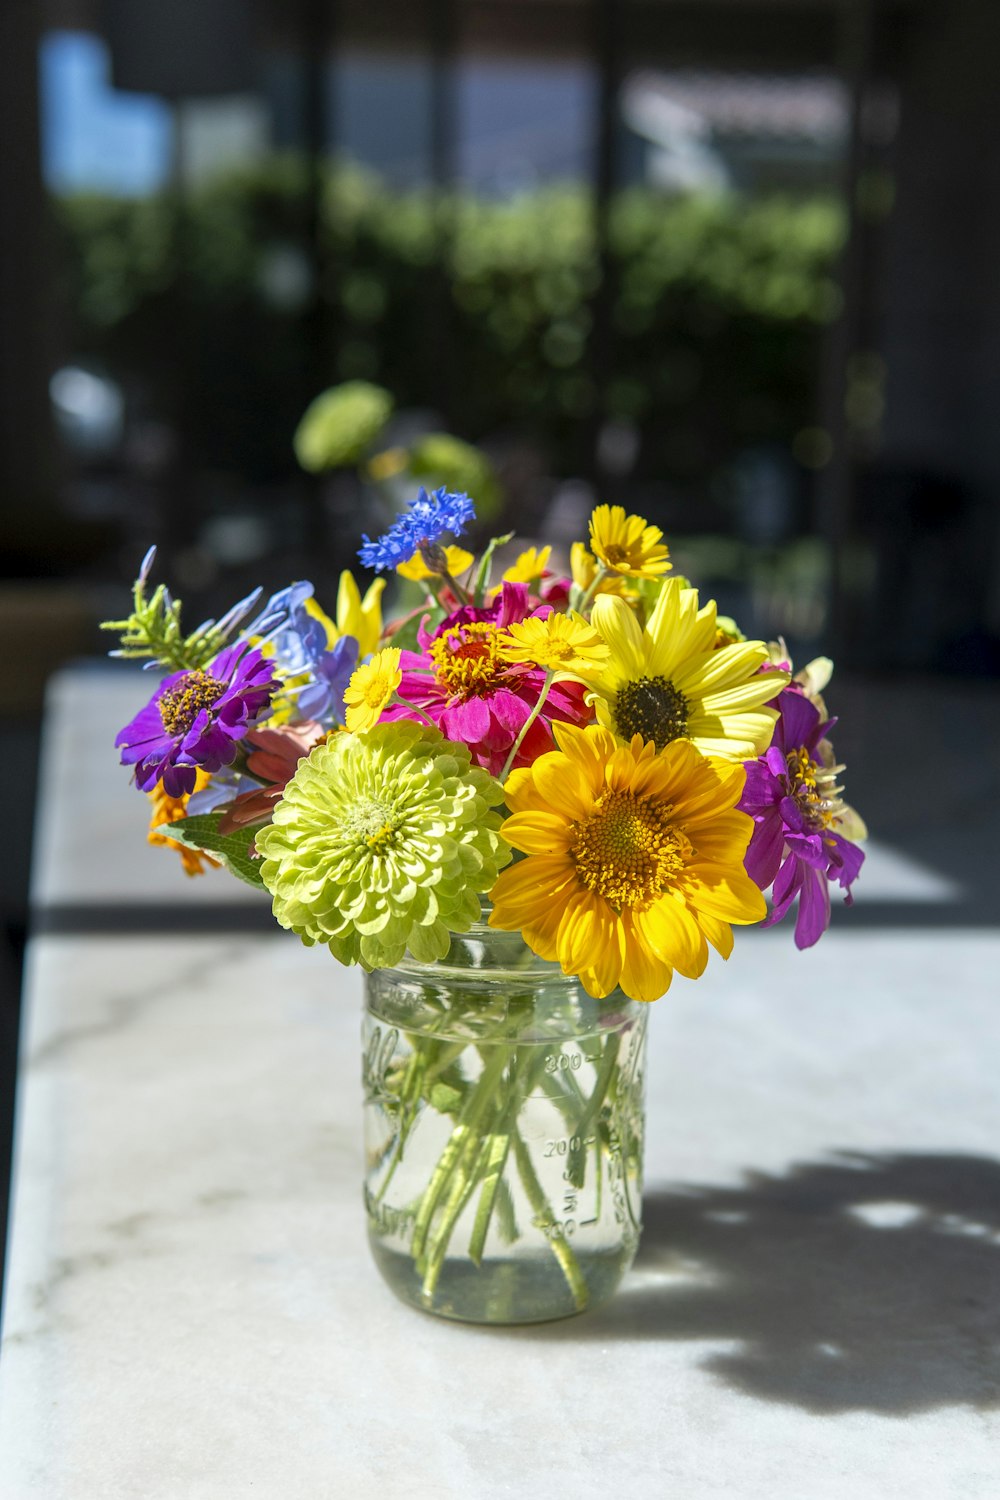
[363,908,648,1324]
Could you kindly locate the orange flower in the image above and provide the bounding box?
[147,769,219,877]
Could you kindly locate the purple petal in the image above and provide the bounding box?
[774,689,822,756]
[744,809,786,891]
[766,850,805,925]
[494,582,531,627]
[740,758,782,815]
[794,867,831,948]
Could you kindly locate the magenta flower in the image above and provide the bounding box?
[740,687,865,949]
[383,582,592,774]
[115,643,277,797]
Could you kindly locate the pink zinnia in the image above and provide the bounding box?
[384,582,592,773]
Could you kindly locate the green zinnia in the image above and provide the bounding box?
[256,720,510,968]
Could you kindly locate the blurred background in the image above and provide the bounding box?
[2,0,999,1260]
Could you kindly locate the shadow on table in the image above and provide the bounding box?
[509,1152,1000,1414]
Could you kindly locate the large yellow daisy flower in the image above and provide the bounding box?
[580,578,788,760]
[488,724,765,1002]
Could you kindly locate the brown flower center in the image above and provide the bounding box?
[612,676,689,750]
[159,671,226,737]
[570,788,690,908]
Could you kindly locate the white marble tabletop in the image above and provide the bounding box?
[2,667,999,1498]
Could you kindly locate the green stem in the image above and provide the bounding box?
[375,1035,468,1204]
[409,1045,508,1263]
[440,569,469,605]
[419,1039,551,1297]
[420,1133,494,1301]
[467,1130,512,1267]
[565,1029,623,1191]
[392,694,438,730]
[499,669,554,780]
[511,1131,590,1312]
[576,561,610,618]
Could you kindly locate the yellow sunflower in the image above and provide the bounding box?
[488,724,765,1002]
[580,578,788,760]
[344,648,402,732]
[589,505,671,580]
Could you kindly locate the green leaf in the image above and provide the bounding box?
[429,1082,464,1115]
[163,813,268,891]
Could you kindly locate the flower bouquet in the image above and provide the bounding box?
[105,493,866,1323]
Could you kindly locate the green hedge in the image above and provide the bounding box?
[54,160,844,484]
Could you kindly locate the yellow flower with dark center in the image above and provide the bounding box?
[488,723,765,1002]
[147,769,219,877]
[497,611,609,675]
[589,505,671,580]
[344,648,402,732]
[396,545,475,583]
[580,578,788,760]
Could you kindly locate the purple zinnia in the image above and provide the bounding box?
[115,643,277,797]
[740,687,865,949]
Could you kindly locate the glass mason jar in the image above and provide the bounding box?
[363,911,648,1324]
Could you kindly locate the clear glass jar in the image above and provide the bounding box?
[363,913,647,1324]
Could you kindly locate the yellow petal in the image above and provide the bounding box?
[583,906,627,996]
[673,642,770,695]
[556,891,604,977]
[695,910,734,960]
[501,811,573,856]
[533,749,595,821]
[619,913,673,1002]
[689,811,754,864]
[688,708,778,759]
[591,595,645,679]
[677,862,767,925]
[636,897,707,980]
[489,856,577,924]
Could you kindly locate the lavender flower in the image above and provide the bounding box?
[250,580,359,723]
